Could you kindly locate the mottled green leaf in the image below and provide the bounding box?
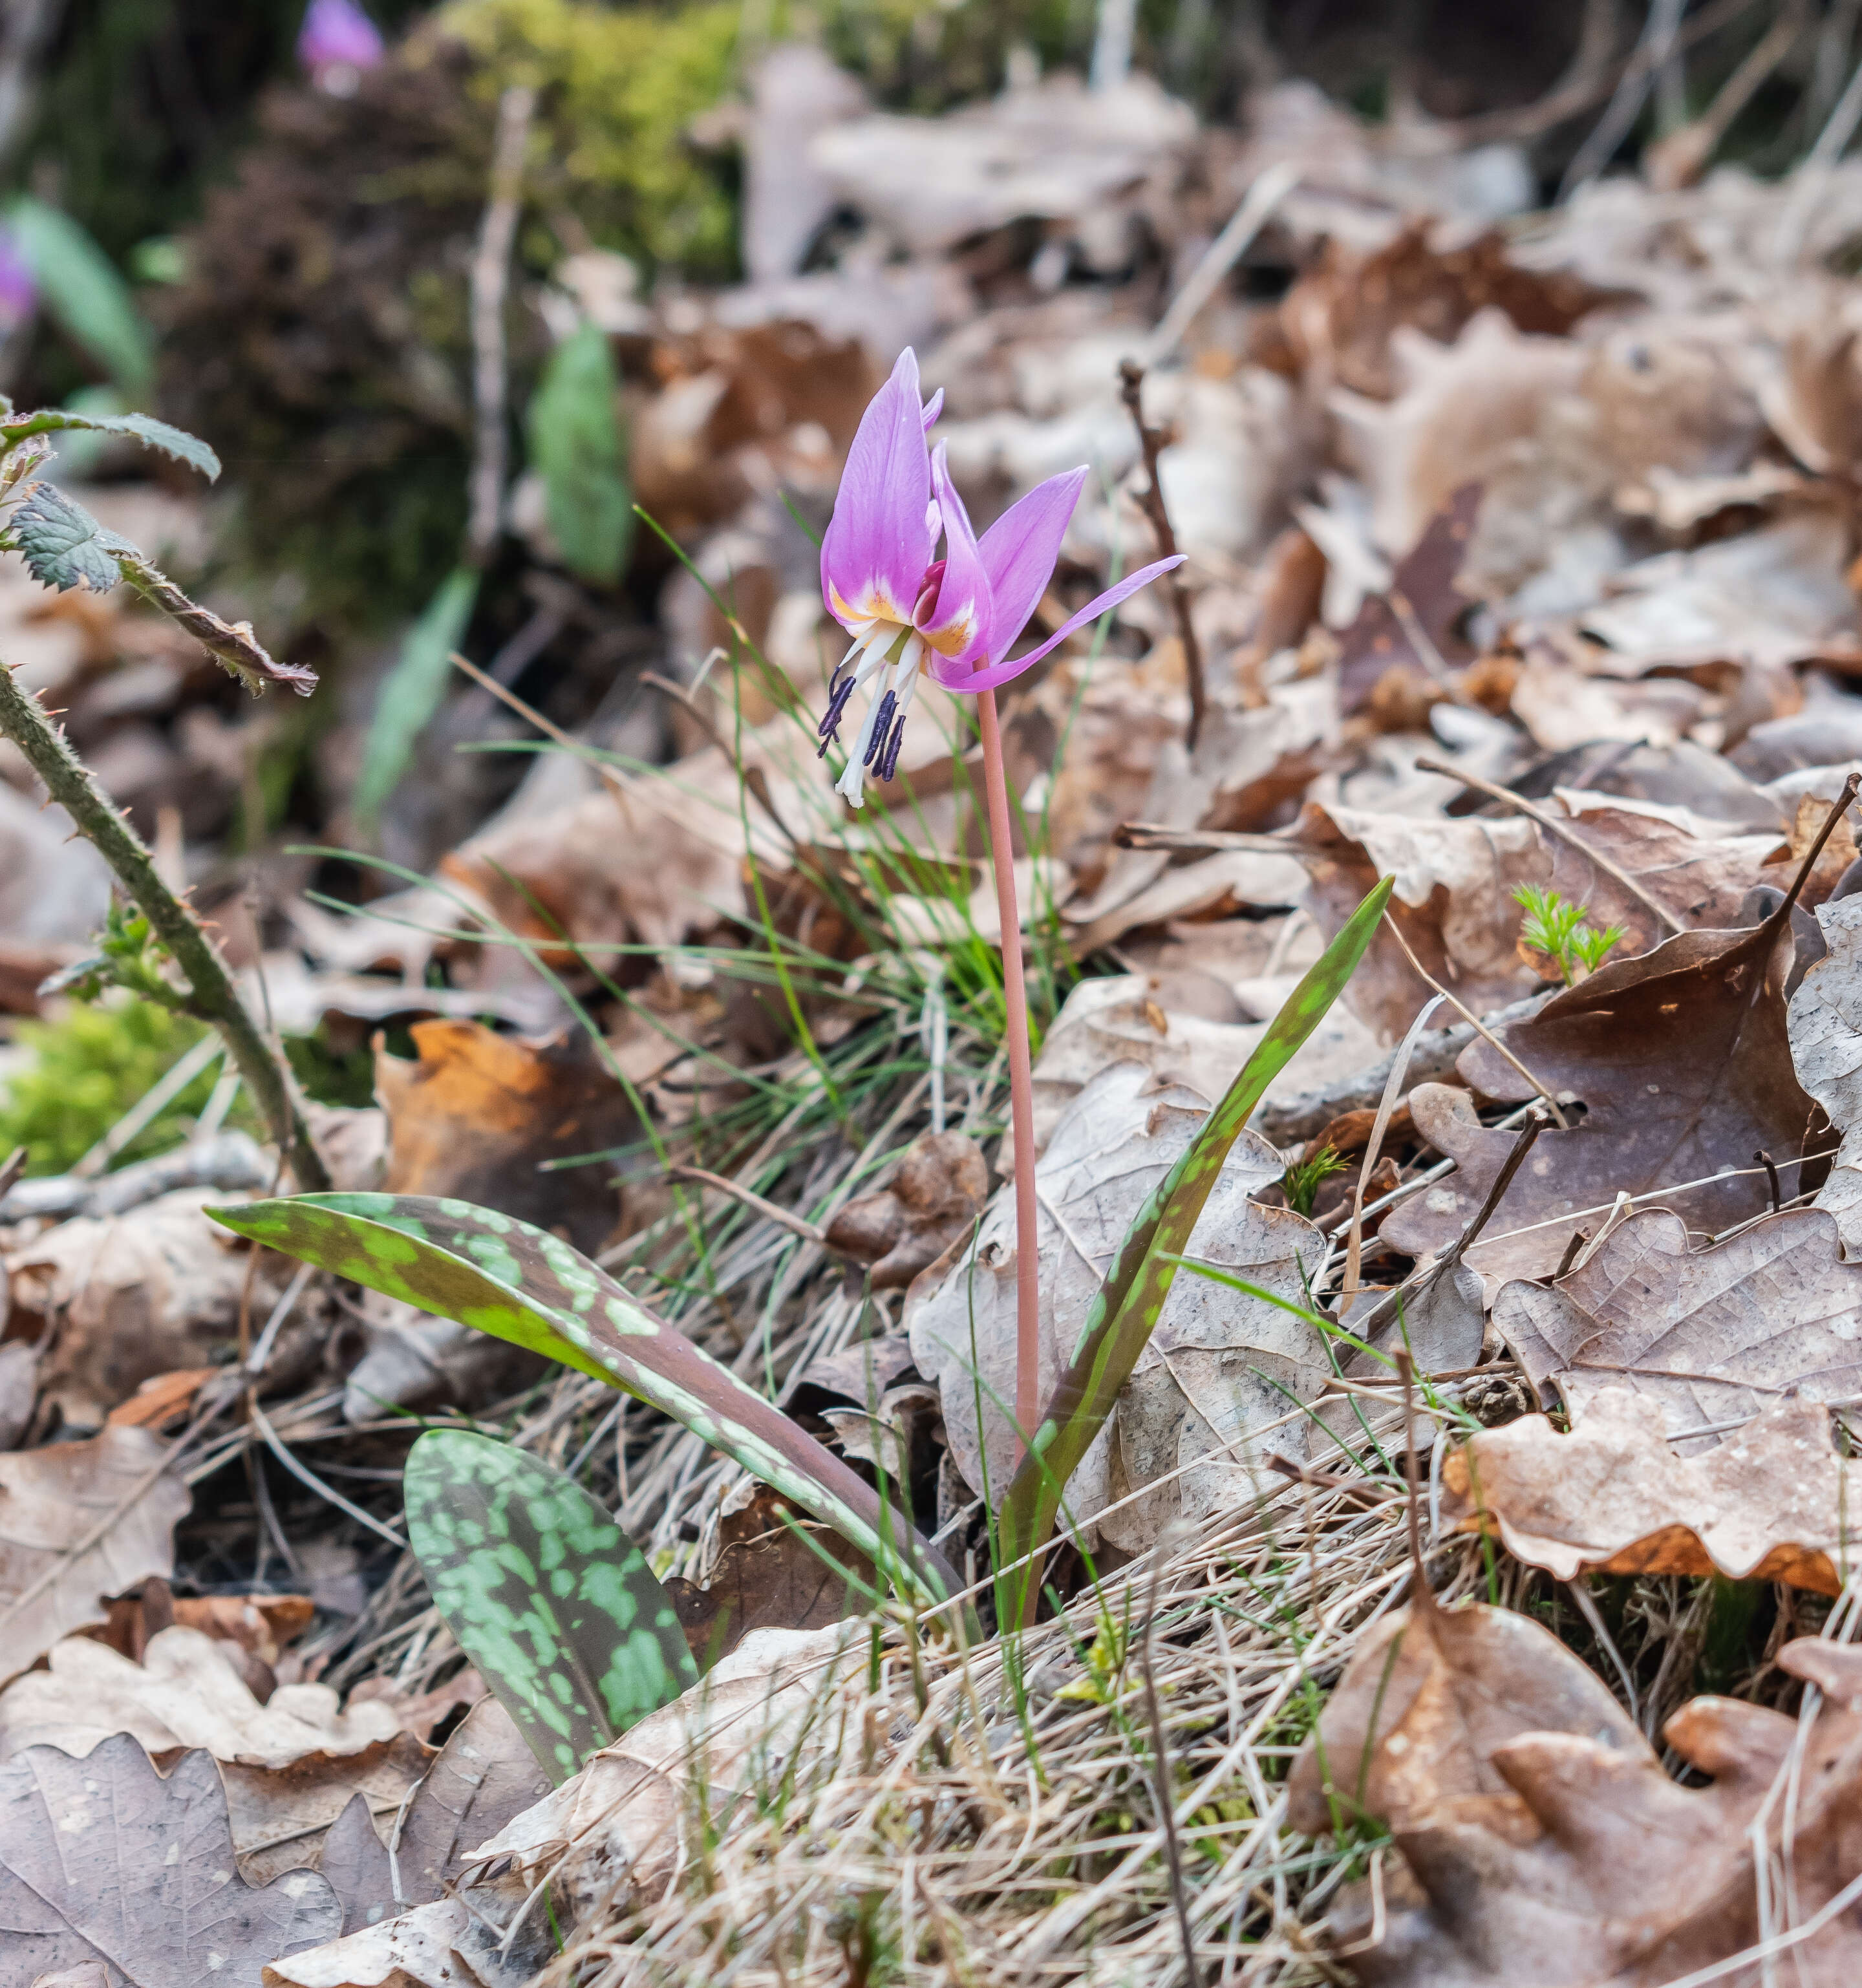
[529,321,631,585]
[0,407,219,479]
[996,877,1395,1622]
[206,1192,961,1610]
[6,197,154,398]
[404,1430,696,1783]
[8,483,131,592]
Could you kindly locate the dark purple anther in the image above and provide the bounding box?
[864,689,896,767]
[817,672,856,739]
[879,714,906,781]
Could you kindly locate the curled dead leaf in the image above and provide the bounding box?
[1444,1389,1862,1594]
[822,1129,987,1287]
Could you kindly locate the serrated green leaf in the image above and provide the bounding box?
[530,321,631,585]
[9,482,131,592]
[0,407,219,480]
[6,197,154,399]
[996,877,1395,1624]
[354,567,479,829]
[206,1192,961,1611]
[404,1430,696,1783]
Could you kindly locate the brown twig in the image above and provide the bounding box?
[1118,359,1206,751]
[667,1164,827,1245]
[1413,754,1685,937]
[1756,1149,1784,1213]
[1379,912,1569,1128]
[466,83,537,566]
[0,664,328,1190]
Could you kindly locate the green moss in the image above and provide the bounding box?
[440,0,743,278]
[0,999,241,1175]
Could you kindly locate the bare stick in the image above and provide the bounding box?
[667,1164,826,1245]
[467,84,536,566]
[1379,912,1569,1129]
[1118,360,1206,751]
[0,662,327,1190]
[1413,754,1685,937]
[977,689,1041,1464]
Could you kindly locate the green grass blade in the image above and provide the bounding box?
[207,1192,962,1609]
[403,1429,696,1783]
[354,566,480,831]
[995,877,1393,1619]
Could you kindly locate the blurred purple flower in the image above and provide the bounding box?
[818,348,1181,805]
[0,229,34,334]
[298,0,384,91]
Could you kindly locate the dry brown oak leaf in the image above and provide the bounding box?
[1786,892,1862,1255]
[1380,910,1815,1281]
[0,1424,189,1687]
[1292,1605,1862,1988]
[1298,794,1782,1042]
[1493,1206,1862,1440]
[1442,1389,1862,1594]
[662,1482,873,1663]
[314,1698,549,1938]
[822,1129,988,1288]
[0,1730,341,1986]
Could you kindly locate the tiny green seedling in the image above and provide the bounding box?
[1281,1143,1351,1217]
[1512,884,1626,987]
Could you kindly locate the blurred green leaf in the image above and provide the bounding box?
[529,321,630,584]
[404,1429,696,1783]
[354,566,480,830]
[6,198,154,400]
[1,402,219,480]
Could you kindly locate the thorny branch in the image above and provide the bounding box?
[1118,359,1206,751]
[0,661,328,1191]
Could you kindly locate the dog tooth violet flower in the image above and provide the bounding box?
[298,0,384,93]
[819,348,1182,806]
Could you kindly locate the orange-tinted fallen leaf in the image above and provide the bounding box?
[105,1365,216,1431]
[377,1018,636,1254]
[1445,1389,1862,1594]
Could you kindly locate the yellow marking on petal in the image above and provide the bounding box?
[921,605,979,657]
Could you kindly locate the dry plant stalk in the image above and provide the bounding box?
[1118,359,1206,749]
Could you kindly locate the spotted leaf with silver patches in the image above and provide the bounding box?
[206,1192,961,1610]
[404,1431,695,1783]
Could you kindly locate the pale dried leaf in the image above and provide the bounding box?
[1788,892,1862,1254]
[1444,1389,1862,1593]
[1493,1206,1862,1442]
[0,1424,189,1686]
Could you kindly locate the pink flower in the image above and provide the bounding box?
[297,0,384,91]
[0,229,35,334]
[819,348,1182,805]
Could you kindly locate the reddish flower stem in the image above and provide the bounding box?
[975,687,1041,1462]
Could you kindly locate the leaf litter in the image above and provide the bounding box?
[30,19,1862,1988]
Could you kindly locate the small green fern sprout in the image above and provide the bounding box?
[1512,883,1625,985]
[1281,1143,1351,1215]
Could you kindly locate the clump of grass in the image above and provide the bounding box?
[1281,1143,1350,1216]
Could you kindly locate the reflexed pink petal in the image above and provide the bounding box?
[974,467,1087,660]
[926,555,1184,694]
[921,388,944,431]
[917,447,993,668]
[820,348,936,628]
